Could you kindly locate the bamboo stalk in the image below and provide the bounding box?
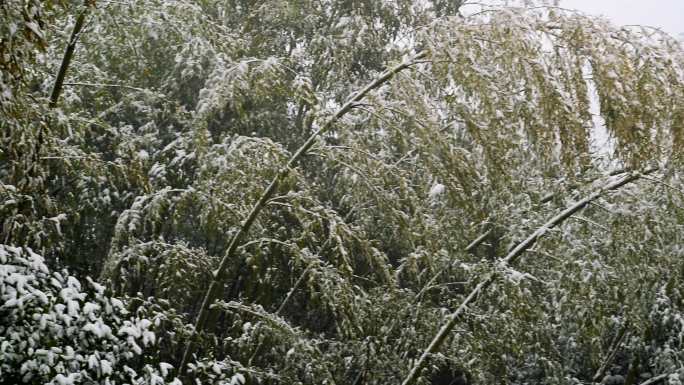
[49,1,95,108]
[179,51,427,375]
[400,168,656,385]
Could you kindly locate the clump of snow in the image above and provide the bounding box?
[429,183,446,199]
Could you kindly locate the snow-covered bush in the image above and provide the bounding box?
[0,245,179,384]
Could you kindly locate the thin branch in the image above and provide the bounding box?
[465,228,492,252]
[570,215,609,231]
[239,238,293,251]
[383,233,482,341]
[179,51,428,375]
[401,168,656,385]
[63,82,151,93]
[526,248,563,263]
[540,168,628,204]
[211,301,297,336]
[640,373,670,385]
[589,201,614,214]
[276,262,316,316]
[640,174,684,197]
[592,322,630,382]
[540,192,555,204]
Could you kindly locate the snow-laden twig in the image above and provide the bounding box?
[401,168,657,385]
[276,262,316,316]
[592,322,629,382]
[64,82,152,93]
[640,174,684,197]
[465,228,492,252]
[639,373,670,385]
[570,215,610,231]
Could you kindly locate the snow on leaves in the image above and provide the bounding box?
[0,245,178,384]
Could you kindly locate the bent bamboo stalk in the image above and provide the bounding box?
[179,51,428,374]
[401,168,656,385]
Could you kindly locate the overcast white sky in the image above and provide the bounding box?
[461,1,683,37]
[558,0,683,37]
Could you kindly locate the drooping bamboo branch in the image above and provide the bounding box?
[400,168,656,385]
[49,1,94,108]
[179,51,428,374]
[470,168,628,251]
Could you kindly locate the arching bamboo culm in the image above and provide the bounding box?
[49,1,95,109]
[179,51,428,375]
[400,168,657,385]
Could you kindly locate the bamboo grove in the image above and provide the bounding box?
[1,1,684,384]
